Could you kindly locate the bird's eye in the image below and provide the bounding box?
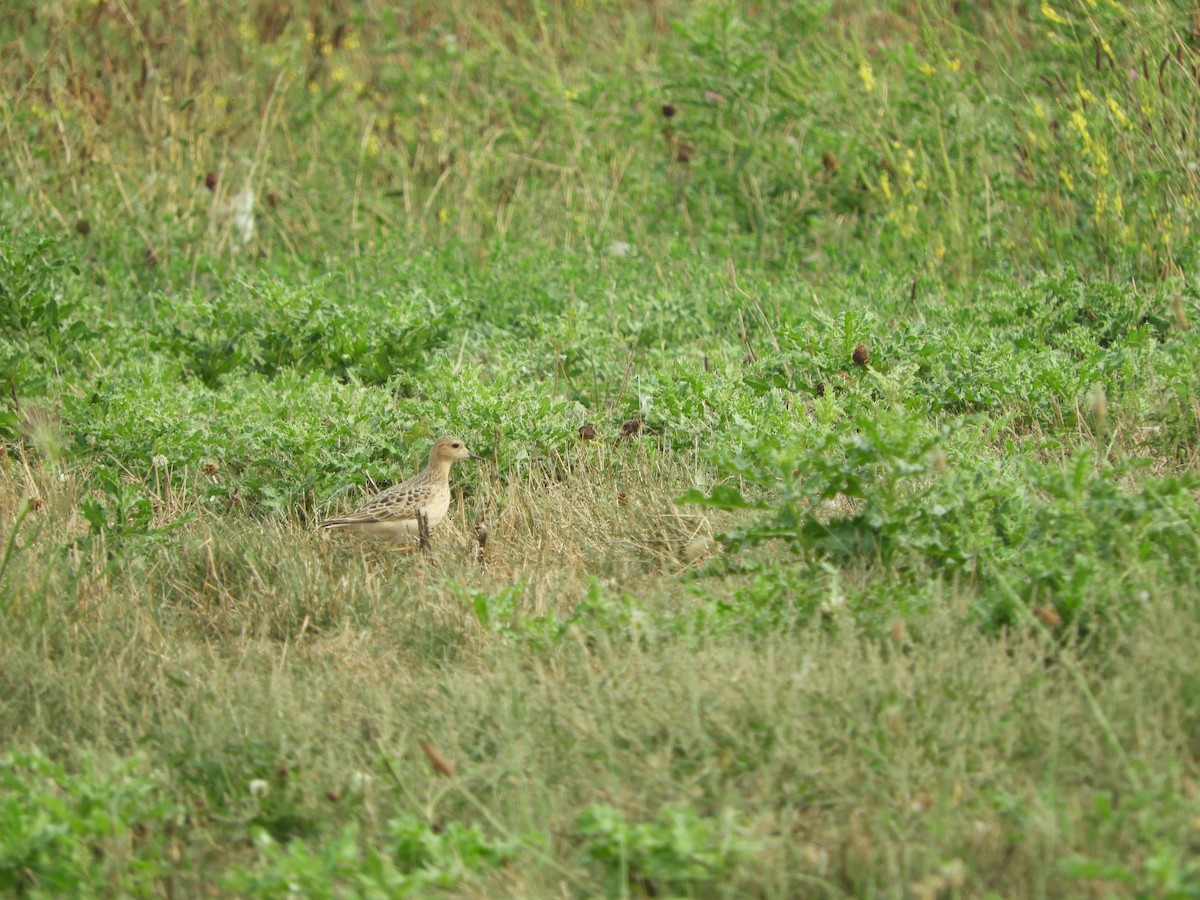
[452,442,461,448]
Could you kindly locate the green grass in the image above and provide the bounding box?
[3,1,1200,897]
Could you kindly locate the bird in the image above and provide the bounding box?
[320,436,482,542]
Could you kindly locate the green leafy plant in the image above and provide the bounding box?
[577,804,753,897]
[224,816,515,898]
[0,750,174,898]
[157,276,458,388]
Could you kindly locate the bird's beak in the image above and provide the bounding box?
[469,452,485,461]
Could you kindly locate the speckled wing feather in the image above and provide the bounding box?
[323,473,434,524]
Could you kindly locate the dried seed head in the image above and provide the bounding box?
[620,417,642,438]
[474,522,488,550]
[34,498,45,511]
[815,381,826,397]
[143,246,159,267]
[661,103,676,118]
[682,534,713,562]
[822,151,840,174]
[203,461,219,478]
[617,490,628,505]
[75,218,91,236]
[204,170,218,191]
[266,191,280,208]
[579,422,597,441]
[1172,292,1188,330]
[852,343,871,366]
[1087,383,1108,423]
[675,143,694,164]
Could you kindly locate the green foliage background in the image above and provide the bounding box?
[2,1,1199,897]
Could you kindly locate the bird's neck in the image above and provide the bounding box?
[424,458,453,479]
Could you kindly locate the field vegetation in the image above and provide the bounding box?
[2,0,1199,896]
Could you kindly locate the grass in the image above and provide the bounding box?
[3,0,1200,896]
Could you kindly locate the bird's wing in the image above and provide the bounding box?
[321,480,428,526]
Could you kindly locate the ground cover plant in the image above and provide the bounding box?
[2,0,1200,896]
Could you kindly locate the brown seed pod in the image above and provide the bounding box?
[620,417,642,438]
[675,143,694,164]
[1033,605,1063,628]
[420,740,454,777]
[852,343,871,366]
[661,103,676,118]
[579,422,597,441]
[75,218,91,236]
[205,170,218,191]
[815,381,826,397]
[822,151,840,174]
[266,191,280,208]
[203,461,219,478]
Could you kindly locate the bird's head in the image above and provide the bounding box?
[430,436,484,466]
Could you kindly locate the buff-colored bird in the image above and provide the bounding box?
[320,436,482,542]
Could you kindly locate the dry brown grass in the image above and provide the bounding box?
[3,449,1199,896]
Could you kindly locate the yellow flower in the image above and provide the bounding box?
[1106,94,1129,127]
[945,58,961,73]
[1033,101,1045,119]
[331,66,348,84]
[366,135,380,157]
[344,33,360,51]
[1040,2,1067,24]
[564,88,578,101]
[879,172,892,200]
[1075,74,1096,104]
[238,19,257,43]
[859,61,876,94]
[918,62,936,76]
[439,207,450,224]
[431,127,444,144]
[1059,168,1075,191]
[1070,109,1091,146]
